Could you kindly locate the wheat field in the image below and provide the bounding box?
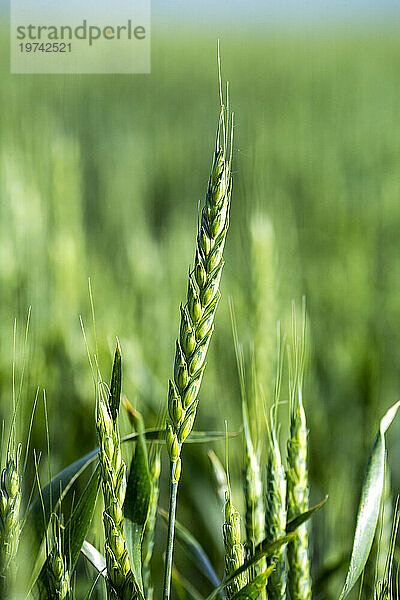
[1,25,400,600]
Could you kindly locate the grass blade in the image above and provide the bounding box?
[81,540,106,576]
[21,449,98,586]
[230,566,276,600]
[123,411,151,595]
[286,496,328,533]
[159,508,221,589]
[206,533,296,600]
[338,401,400,600]
[64,462,101,573]
[32,465,101,596]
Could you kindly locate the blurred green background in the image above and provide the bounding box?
[1,19,400,599]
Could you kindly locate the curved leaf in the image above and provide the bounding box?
[122,428,241,445]
[21,424,231,588]
[286,496,328,533]
[159,508,221,589]
[230,565,275,600]
[81,540,106,575]
[33,464,101,595]
[172,565,205,600]
[206,533,296,600]
[338,401,400,600]
[64,462,101,572]
[109,343,122,422]
[21,448,99,590]
[123,411,151,596]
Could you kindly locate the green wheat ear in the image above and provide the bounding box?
[165,106,233,479]
[223,434,248,599]
[0,444,22,583]
[96,343,138,600]
[163,93,233,600]
[0,315,30,592]
[37,514,70,600]
[286,301,312,600]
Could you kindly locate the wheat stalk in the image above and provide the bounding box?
[286,301,311,600]
[96,344,137,600]
[142,450,161,600]
[163,99,233,600]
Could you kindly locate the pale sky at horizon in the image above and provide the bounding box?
[3,0,400,28]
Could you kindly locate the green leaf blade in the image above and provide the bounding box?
[230,565,275,600]
[286,496,328,534]
[64,462,101,573]
[159,508,221,589]
[338,401,400,600]
[206,533,296,600]
[109,343,122,422]
[123,412,151,595]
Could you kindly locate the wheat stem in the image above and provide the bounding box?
[143,451,161,600]
[163,478,178,600]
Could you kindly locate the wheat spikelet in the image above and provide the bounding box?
[38,514,70,600]
[286,302,311,600]
[96,344,137,600]
[0,445,22,585]
[223,488,248,598]
[165,106,233,480]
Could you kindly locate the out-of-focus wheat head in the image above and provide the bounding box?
[286,302,311,600]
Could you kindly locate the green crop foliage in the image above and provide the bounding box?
[0,24,400,600]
